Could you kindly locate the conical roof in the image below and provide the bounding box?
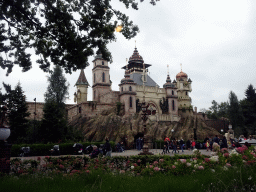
[128,48,144,64]
[163,75,175,88]
[75,69,89,86]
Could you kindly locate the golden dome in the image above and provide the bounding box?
[176,70,188,79]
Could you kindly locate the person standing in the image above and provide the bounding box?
[180,139,184,152]
[104,137,112,157]
[192,140,196,150]
[222,136,228,149]
[172,139,177,154]
[186,139,191,151]
[206,140,210,151]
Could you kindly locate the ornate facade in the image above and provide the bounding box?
[27,47,194,122]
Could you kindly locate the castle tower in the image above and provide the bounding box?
[119,67,137,114]
[92,53,111,102]
[74,69,89,104]
[176,65,192,111]
[163,74,178,116]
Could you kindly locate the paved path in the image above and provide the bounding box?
[11,149,215,162]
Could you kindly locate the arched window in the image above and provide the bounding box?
[172,90,174,95]
[130,97,132,108]
[102,61,104,65]
[79,107,81,113]
[186,92,188,95]
[121,87,123,92]
[102,72,105,82]
[129,86,132,91]
[94,73,96,83]
[172,100,175,111]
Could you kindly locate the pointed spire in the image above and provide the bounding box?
[75,69,89,86]
[180,63,182,72]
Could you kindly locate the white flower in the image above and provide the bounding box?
[194,160,197,163]
[210,169,215,173]
[223,166,228,171]
[186,163,192,167]
[131,166,134,169]
[210,156,219,162]
[248,176,252,180]
[174,162,178,165]
[194,164,199,169]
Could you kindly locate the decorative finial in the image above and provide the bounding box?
[167,64,169,76]
[180,63,182,72]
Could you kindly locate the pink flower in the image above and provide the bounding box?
[198,166,204,170]
[179,159,186,164]
[149,165,153,168]
[153,167,160,171]
[120,170,125,174]
[133,163,138,167]
[242,155,248,160]
[224,153,229,158]
[204,158,210,163]
[226,163,231,167]
[193,158,197,160]
[221,148,228,153]
[59,164,64,169]
[159,159,164,163]
[202,161,205,164]
[137,159,141,163]
[86,170,90,173]
[153,161,158,165]
[172,165,176,169]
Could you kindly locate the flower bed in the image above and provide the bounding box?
[6,145,256,178]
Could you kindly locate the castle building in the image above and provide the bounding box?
[27,47,193,122]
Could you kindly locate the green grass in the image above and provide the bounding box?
[1,166,256,192]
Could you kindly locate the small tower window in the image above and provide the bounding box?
[102,72,105,82]
[121,87,123,92]
[129,86,132,91]
[94,90,96,99]
[186,92,188,95]
[94,73,96,83]
[130,97,132,108]
[79,107,81,113]
[172,90,174,95]
[102,61,104,65]
[172,100,175,111]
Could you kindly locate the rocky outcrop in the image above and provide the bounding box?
[69,109,220,146]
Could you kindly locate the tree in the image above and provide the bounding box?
[240,84,256,135]
[40,65,69,143]
[2,82,30,143]
[0,0,159,75]
[228,91,245,136]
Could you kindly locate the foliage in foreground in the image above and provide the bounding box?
[1,145,256,191]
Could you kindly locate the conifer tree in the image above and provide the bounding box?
[40,65,69,143]
[2,82,30,143]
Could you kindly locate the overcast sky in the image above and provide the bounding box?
[1,0,255,111]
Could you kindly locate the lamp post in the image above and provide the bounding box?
[0,105,12,174]
[139,99,153,155]
[33,98,36,143]
[171,129,174,139]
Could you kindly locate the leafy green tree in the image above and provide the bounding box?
[2,82,30,143]
[217,102,229,118]
[40,65,69,143]
[0,0,159,75]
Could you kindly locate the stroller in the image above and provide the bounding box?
[73,143,84,155]
[50,145,60,156]
[84,144,94,154]
[19,147,30,157]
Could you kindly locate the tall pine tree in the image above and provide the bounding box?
[3,82,30,143]
[228,91,245,136]
[40,65,69,143]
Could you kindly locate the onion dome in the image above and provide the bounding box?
[120,69,136,84]
[176,70,188,79]
[163,75,175,88]
[75,69,89,86]
[128,48,144,64]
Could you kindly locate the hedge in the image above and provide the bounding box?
[11,141,116,157]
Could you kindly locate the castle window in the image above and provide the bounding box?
[79,107,81,113]
[186,92,188,95]
[102,72,105,82]
[121,87,123,92]
[130,97,132,108]
[94,73,96,83]
[94,91,96,99]
[172,90,174,95]
[172,100,175,111]
[102,61,104,65]
[129,86,132,91]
